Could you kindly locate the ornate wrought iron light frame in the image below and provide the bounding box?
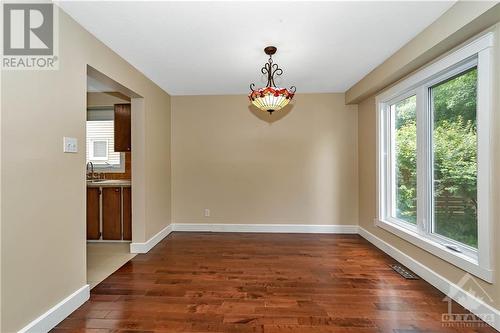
[249,46,296,114]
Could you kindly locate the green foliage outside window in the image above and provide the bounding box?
[432,68,478,247]
[394,96,417,224]
[394,68,478,247]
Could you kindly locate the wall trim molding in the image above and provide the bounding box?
[172,223,359,234]
[130,223,358,254]
[358,227,500,332]
[130,224,173,253]
[18,285,89,333]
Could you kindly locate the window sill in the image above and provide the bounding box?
[376,219,494,283]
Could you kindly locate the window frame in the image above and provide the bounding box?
[376,31,494,282]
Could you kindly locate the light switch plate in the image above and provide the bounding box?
[63,137,78,153]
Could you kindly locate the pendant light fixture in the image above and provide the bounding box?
[249,46,296,114]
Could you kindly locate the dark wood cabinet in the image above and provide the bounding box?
[122,187,132,241]
[102,187,122,240]
[87,185,132,241]
[114,104,131,152]
[87,188,100,240]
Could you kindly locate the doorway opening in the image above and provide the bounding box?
[85,66,141,288]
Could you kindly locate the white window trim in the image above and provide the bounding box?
[375,31,494,283]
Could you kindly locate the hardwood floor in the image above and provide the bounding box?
[53,233,496,333]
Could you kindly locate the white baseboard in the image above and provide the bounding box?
[130,224,173,253]
[172,223,359,234]
[130,223,358,254]
[358,227,500,332]
[18,284,89,333]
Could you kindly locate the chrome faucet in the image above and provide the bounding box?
[86,161,94,180]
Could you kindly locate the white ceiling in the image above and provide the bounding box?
[59,1,454,96]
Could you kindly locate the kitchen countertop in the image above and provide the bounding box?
[87,179,131,187]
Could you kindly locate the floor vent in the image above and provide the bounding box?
[389,264,419,280]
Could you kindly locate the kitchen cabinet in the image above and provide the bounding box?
[86,183,131,241]
[87,188,100,240]
[122,187,132,241]
[102,187,122,240]
[114,103,131,152]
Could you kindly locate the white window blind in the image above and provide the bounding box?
[86,120,121,166]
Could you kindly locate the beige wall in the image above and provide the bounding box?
[1,8,171,332]
[2,2,499,332]
[87,91,130,107]
[172,94,358,226]
[357,25,500,309]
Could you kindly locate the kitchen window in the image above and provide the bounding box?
[86,110,124,172]
[376,31,494,282]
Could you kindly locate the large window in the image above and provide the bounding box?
[376,32,493,282]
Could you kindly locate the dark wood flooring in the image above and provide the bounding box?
[52,233,497,333]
